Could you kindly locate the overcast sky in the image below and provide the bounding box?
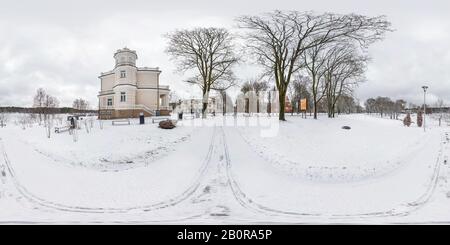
[1,0,449,108]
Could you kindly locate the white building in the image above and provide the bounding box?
[98,47,170,119]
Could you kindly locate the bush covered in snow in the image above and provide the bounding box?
[403,113,411,127]
[417,111,423,127]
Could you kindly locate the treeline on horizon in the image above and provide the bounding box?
[0,106,97,114]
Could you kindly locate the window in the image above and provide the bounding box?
[120,92,126,102]
[107,98,113,106]
[120,70,126,78]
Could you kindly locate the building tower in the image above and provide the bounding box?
[98,47,170,119]
[112,47,138,110]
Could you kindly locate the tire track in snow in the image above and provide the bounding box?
[222,126,448,220]
[0,126,217,215]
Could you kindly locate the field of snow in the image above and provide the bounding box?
[0,116,209,209]
[227,114,446,216]
[236,114,434,182]
[0,113,449,223]
[9,118,193,171]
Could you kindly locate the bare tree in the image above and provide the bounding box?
[33,88,47,125]
[336,95,358,114]
[73,98,89,111]
[252,80,269,113]
[290,75,312,114]
[394,99,407,119]
[372,96,394,118]
[44,94,59,138]
[240,81,253,94]
[323,43,367,118]
[18,114,26,130]
[165,27,239,118]
[303,44,328,119]
[237,10,392,121]
[240,79,269,113]
[435,98,445,126]
[168,91,182,111]
[32,88,59,138]
[365,98,376,114]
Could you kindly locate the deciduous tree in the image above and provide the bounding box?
[237,10,391,120]
[166,28,239,118]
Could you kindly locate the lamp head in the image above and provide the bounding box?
[422,86,428,92]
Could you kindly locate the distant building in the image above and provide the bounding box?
[98,47,170,119]
[179,97,219,114]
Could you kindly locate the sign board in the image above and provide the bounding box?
[300,99,307,111]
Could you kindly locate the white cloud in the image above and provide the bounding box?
[1,0,450,108]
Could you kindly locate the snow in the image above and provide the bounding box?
[0,113,449,223]
[16,118,194,171]
[227,118,443,216]
[236,114,434,182]
[1,117,207,208]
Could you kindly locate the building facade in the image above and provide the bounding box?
[98,47,170,119]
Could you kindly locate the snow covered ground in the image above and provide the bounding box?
[0,113,449,223]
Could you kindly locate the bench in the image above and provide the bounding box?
[152,117,171,124]
[55,126,71,133]
[112,119,131,126]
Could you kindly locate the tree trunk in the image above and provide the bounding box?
[278,89,286,121]
[328,101,333,118]
[202,88,210,119]
[256,97,260,114]
[313,103,318,119]
[222,94,226,116]
[202,102,208,119]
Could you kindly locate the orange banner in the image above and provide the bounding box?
[300,99,307,111]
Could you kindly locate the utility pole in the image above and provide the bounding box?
[422,85,428,132]
[156,71,160,116]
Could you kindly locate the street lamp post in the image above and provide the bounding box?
[422,85,428,132]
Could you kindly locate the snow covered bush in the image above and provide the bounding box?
[417,111,423,127]
[403,113,411,127]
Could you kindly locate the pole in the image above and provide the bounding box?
[423,89,426,132]
[157,75,160,112]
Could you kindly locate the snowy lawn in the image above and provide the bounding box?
[10,118,194,171]
[236,114,435,182]
[1,113,449,223]
[226,114,446,216]
[0,117,213,208]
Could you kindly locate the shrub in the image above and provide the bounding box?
[159,120,176,129]
[403,113,411,127]
[417,111,423,127]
